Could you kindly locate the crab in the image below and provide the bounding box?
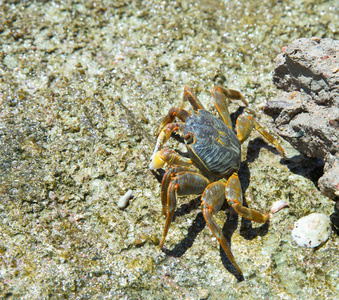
[149,85,286,276]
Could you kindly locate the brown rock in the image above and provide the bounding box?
[264,38,339,201]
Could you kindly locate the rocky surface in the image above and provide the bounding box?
[265,38,339,202]
[1,1,339,299]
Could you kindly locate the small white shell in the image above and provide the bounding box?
[270,200,288,214]
[118,190,133,209]
[292,213,332,248]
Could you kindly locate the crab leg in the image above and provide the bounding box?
[201,181,243,276]
[212,86,249,130]
[216,85,249,106]
[182,86,205,110]
[160,172,210,248]
[236,115,285,156]
[226,173,270,223]
[155,86,205,138]
[156,107,189,137]
[161,165,200,215]
[212,86,233,129]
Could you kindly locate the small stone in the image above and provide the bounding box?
[292,213,332,248]
[118,190,133,209]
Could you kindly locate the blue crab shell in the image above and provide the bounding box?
[184,109,241,179]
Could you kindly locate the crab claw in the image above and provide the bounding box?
[149,150,166,170]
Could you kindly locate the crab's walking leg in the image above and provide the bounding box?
[212,86,233,129]
[156,86,204,137]
[216,85,249,107]
[161,165,200,215]
[226,173,270,223]
[160,172,210,248]
[182,86,205,110]
[201,181,243,276]
[236,115,285,157]
[156,107,189,137]
[212,86,249,130]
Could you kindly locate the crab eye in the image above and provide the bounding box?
[184,133,194,145]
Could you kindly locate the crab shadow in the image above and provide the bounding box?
[246,137,283,163]
[246,134,324,186]
[161,201,246,281]
[159,159,270,281]
[238,162,270,240]
[330,205,339,236]
[280,154,324,185]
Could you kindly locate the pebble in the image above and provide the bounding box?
[292,213,332,248]
[118,190,133,209]
[270,200,288,214]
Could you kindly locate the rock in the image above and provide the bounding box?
[318,154,339,206]
[264,38,339,202]
[292,213,332,248]
[118,190,133,209]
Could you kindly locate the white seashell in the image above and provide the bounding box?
[118,190,133,209]
[292,213,332,248]
[270,200,288,214]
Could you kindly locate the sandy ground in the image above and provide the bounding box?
[0,0,338,299]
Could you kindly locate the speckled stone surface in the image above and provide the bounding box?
[0,0,338,299]
[265,37,339,202]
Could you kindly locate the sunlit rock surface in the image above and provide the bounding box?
[0,1,338,299]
